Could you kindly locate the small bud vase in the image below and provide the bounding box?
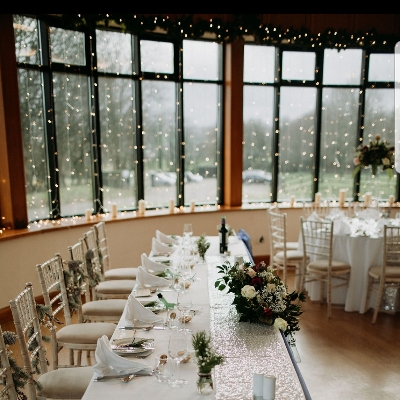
[196,371,214,395]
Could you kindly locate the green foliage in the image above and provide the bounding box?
[191,330,224,374]
[196,234,210,261]
[63,260,87,315]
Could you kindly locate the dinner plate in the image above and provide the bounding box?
[111,338,155,355]
[149,256,172,265]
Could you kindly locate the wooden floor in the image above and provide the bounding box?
[2,280,400,399]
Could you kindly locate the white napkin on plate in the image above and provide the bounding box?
[125,293,164,324]
[151,237,174,255]
[93,335,152,378]
[333,218,351,235]
[155,230,179,245]
[141,253,168,273]
[135,266,171,289]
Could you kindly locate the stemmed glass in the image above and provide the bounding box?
[168,330,189,387]
[177,290,193,331]
[183,223,193,246]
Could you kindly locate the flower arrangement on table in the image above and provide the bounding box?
[353,134,394,178]
[214,260,306,341]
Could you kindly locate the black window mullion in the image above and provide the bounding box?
[38,19,60,219]
[313,50,324,197]
[176,40,184,207]
[133,35,144,204]
[87,28,103,214]
[353,50,368,202]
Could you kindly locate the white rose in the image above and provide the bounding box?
[382,158,390,166]
[267,283,276,292]
[273,317,288,332]
[241,285,256,299]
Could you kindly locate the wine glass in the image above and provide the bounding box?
[167,330,189,387]
[177,290,193,331]
[183,223,193,246]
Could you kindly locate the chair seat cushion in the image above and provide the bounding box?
[82,299,126,317]
[104,267,138,280]
[37,366,93,399]
[308,259,350,272]
[56,322,116,344]
[369,265,400,279]
[274,242,299,251]
[274,249,304,262]
[96,279,136,294]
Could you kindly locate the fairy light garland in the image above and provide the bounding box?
[47,14,399,50]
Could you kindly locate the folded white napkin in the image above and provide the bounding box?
[135,266,171,289]
[307,211,325,222]
[126,293,164,324]
[93,335,152,378]
[155,230,179,245]
[333,219,351,235]
[152,237,174,255]
[141,253,168,273]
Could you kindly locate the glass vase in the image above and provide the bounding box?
[196,371,214,395]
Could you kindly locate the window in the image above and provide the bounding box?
[14,15,223,221]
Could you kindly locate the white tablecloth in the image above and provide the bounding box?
[82,236,307,399]
[301,217,387,313]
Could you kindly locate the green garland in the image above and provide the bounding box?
[85,250,101,288]
[37,14,400,51]
[63,260,87,315]
[2,304,58,399]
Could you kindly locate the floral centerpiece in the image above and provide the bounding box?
[353,134,394,178]
[214,260,306,341]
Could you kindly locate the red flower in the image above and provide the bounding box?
[251,277,262,287]
[263,307,273,318]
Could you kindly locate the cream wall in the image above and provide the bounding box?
[0,207,305,310]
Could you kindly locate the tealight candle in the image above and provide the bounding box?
[263,375,276,400]
[190,200,195,212]
[290,195,295,207]
[111,203,117,219]
[138,199,145,216]
[389,195,395,207]
[315,192,321,204]
[85,209,91,222]
[169,199,175,213]
[339,189,346,206]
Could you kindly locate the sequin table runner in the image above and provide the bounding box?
[207,255,306,400]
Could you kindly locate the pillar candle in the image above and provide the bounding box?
[85,209,91,222]
[263,375,276,400]
[315,192,321,204]
[169,199,175,213]
[389,195,395,207]
[190,200,195,212]
[111,203,117,219]
[364,192,372,206]
[339,189,346,206]
[290,196,295,207]
[138,199,145,216]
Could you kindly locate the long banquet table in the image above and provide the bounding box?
[82,236,310,400]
